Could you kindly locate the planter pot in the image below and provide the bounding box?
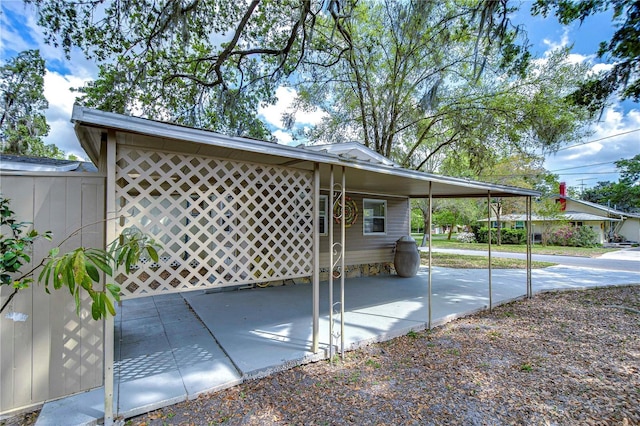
[394,236,420,277]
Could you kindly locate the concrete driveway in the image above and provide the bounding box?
[421,246,640,272]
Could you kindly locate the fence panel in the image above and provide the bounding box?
[0,174,105,415]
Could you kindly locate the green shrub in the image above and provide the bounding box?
[475,227,526,245]
[475,227,496,244]
[549,225,599,247]
[501,228,527,245]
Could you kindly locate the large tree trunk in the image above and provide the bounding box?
[420,214,429,247]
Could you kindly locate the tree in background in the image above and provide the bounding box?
[432,199,482,241]
[478,155,558,244]
[24,0,594,153]
[0,49,63,158]
[292,1,593,172]
[582,154,640,213]
[532,0,640,111]
[534,197,567,245]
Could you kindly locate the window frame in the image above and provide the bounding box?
[319,195,328,236]
[362,198,387,235]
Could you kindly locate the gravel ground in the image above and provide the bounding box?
[3,285,638,426]
[128,285,640,426]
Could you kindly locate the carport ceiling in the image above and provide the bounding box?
[73,106,539,199]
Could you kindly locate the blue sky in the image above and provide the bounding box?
[1,1,638,193]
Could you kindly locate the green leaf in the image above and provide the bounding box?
[106,283,121,300]
[85,262,100,282]
[74,286,81,315]
[86,252,112,276]
[91,301,101,320]
[147,245,159,263]
[53,259,64,290]
[38,261,52,286]
[81,274,94,292]
[116,246,128,267]
[125,247,136,272]
[4,252,16,262]
[104,292,116,316]
[64,257,75,294]
[13,278,32,289]
[72,250,86,285]
[49,247,60,257]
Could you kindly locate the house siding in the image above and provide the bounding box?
[618,218,640,243]
[319,192,410,269]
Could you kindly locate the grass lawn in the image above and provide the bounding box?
[422,252,557,269]
[411,233,617,257]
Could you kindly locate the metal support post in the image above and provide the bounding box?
[487,191,492,313]
[328,166,334,362]
[428,182,433,330]
[312,164,320,352]
[340,168,346,359]
[527,196,533,298]
[104,130,117,426]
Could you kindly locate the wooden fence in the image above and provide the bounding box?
[0,172,105,416]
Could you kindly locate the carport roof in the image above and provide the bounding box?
[71,105,540,199]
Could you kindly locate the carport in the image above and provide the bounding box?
[71,106,539,425]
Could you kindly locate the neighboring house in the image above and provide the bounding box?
[0,106,539,417]
[555,195,640,244]
[480,183,640,244]
[480,213,621,244]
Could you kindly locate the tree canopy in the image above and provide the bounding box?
[24,0,531,142]
[0,49,62,158]
[581,154,640,213]
[26,0,345,138]
[532,0,640,111]
[289,1,593,173]
[22,0,602,167]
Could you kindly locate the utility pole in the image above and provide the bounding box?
[577,178,597,197]
[578,179,588,195]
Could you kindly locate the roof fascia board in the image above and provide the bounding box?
[71,105,540,198]
[555,194,640,218]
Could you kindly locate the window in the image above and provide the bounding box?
[319,195,328,236]
[363,198,386,235]
[515,221,525,230]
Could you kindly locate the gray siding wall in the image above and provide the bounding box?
[319,192,410,267]
[0,173,105,415]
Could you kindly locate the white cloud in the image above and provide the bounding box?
[544,104,640,190]
[258,87,326,137]
[591,63,614,73]
[272,130,294,145]
[42,71,93,159]
[2,1,99,159]
[542,29,570,51]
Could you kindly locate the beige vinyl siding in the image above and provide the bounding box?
[0,174,105,415]
[319,192,410,268]
[618,218,640,243]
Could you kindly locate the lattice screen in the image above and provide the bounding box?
[115,147,314,298]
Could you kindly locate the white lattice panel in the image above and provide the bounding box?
[115,147,313,298]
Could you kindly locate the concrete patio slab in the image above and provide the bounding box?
[35,387,105,426]
[35,264,640,426]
